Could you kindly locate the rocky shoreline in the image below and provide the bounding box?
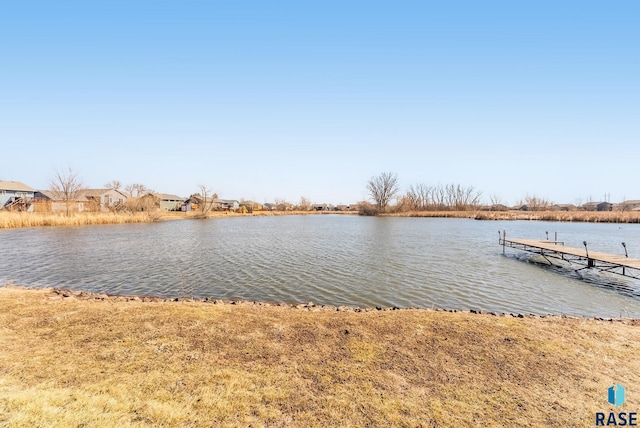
[34,286,638,323]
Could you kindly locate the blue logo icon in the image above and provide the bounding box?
[608,384,626,407]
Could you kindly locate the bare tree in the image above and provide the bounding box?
[393,195,413,213]
[406,182,482,211]
[523,194,552,211]
[433,184,446,210]
[574,198,584,210]
[274,197,290,211]
[50,167,85,216]
[297,196,312,211]
[122,183,155,211]
[125,183,152,198]
[104,180,122,191]
[489,194,502,206]
[366,172,399,213]
[449,184,482,210]
[406,183,432,210]
[196,184,218,217]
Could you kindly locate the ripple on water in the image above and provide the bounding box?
[1,217,640,317]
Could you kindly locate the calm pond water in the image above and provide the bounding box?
[1,215,639,317]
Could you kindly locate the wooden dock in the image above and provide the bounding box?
[499,232,640,280]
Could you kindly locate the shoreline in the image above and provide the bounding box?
[2,285,639,426]
[2,209,640,229]
[8,285,639,322]
[382,210,640,223]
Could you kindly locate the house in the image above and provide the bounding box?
[597,202,613,212]
[32,188,128,213]
[277,202,294,211]
[551,204,577,212]
[182,195,224,212]
[580,202,600,211]
[480,204,509,211]
[152,193,186,211]
[80,189,127,212]
[313,204,329,211]
[618,200,640,211]
[214,199,240,211]
[263,203,275,211]
[239,201,263,212]
[182,195,200,212]
[33,190,89,213]
[0,181,35,211]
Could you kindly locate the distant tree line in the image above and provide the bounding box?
[363,172,482,215]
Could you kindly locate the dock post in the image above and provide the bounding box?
[502,230,506,255]
[583,241,595,268]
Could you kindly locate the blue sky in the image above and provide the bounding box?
[2,1,638,206]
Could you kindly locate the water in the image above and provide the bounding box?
[1,215,639,318]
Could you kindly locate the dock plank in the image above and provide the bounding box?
[504,239,640,270]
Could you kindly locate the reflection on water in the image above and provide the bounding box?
[1,216,639,317]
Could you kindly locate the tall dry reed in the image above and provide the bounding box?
[385,210,640,223]
[0,212,153,229]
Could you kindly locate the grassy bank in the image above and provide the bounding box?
[0,212,155,229]
[2,209,638,229]
[385,210,640,223]
[0,210,356,229]
[1,286,638,427]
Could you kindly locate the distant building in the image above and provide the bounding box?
[551,204,577,212]
[34,190,88,213]
[597,202,613,212]
[150,193,186,211]
[0,181,35,211]
[214,199,240,211]
[581,202,600,211]
[81,189,127,212]
[618,200,640,211]
[480,204,509,211]
[33,188,128,213]
[239,201,263,212]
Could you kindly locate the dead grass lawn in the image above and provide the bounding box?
[1,287,639,427]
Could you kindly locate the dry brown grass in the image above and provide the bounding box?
[0,210,357,229]
[387,210,640,223]
[3,209,637,229]
[1,286,638,427]
[0,212,155,229]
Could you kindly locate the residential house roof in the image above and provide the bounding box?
[552,204,577,211]
[153,193,186,201]
[79,189,128,199]
[34,190,89,202]
[0,181,35,192]
[581,202,601,210]
[240,200,261,206]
